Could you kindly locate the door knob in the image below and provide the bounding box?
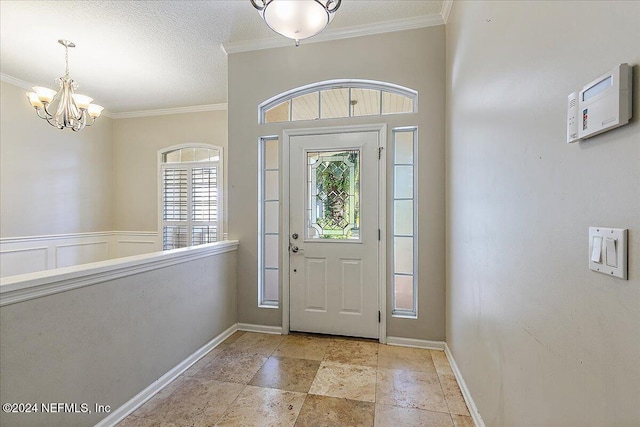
[291,245,299,253]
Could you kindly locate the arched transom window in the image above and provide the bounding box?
[259,79,418,124]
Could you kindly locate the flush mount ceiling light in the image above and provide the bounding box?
[250,0,342,46]
[26,40,104,132]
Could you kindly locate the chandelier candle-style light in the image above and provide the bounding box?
[250,0,341,46]
[26,40,103,132]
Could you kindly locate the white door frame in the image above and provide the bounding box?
[281,124,387,343]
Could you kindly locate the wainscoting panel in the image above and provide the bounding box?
[113,232,159,258]
[0,247,48,277]
[0,231,159,278]
[56,241,110,269]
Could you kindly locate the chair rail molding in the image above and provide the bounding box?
[0,240,239,306]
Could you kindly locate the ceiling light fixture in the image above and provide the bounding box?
[250,0,341,47]
[26,40,104,132]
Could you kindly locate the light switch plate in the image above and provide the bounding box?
[589,227,628,279]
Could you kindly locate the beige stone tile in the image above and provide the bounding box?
[226,332,285,355]
[182,348,223,377]
[141,377,244,426]
[295,394,374,427]
[249,356,321,393]
[378,345,437,373]
[439,373,471,416]
[215,385,305,427]
[274,334,331,361]
[308,361,377,402]
[116,415,178,427]
[129,376,186,418]
[431,350,454,376]
[217,330,246,348]
[452,414,475,427]
[196,349,268,384]
[376,368,448,413]
[374,404,454,427]
[324,339,378,367]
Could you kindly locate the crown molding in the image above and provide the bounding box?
[0,73,32,90]
[441,0,453,24]
[111,104,228,119]
[222,13,445,54]
[1,72,113,118]
[1,72,226,120]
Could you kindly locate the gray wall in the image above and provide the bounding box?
[446,1,640,425]
[0,249,237,426]
[112,111,228,233]
[228,27,446,340]
[0,80,113,237]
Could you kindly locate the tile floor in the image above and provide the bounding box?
[117,331,474,427]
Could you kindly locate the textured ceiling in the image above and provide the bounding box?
[0,1,445,113]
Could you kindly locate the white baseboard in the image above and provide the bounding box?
[386,336,446,350]
[95,323,238,427]
[444,343,485,427]
[237,323,283,335]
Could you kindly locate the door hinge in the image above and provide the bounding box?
[378,311,381,323]
[378,147,383,160]
[378,229,381,241]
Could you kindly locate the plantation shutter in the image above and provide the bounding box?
[162,168,188,250]
[191,166,218,245]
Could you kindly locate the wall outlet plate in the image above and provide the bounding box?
[588,227,628,279]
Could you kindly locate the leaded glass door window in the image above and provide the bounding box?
[307,150,360,240]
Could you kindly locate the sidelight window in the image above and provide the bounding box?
[258,136,280,307]
[392,128,418,317]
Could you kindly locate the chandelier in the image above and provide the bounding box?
[26,40,104,132]
[250,0,342,46]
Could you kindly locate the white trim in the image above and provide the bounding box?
[281,124,387,342]
[281,131,292,336]
[112,104,227,119]
[386,336,446,350]
[0,240,239,306]
[94,323,238,427]
[377,124,388,345]
[0,231,114,244]
[441,0,454,24]
[222,14,444,54]
[445,343,485,427]
[1,72,33,90]
[110,231,158,237]
[237,323,283,335]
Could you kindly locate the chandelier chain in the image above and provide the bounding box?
[64,45,70,79]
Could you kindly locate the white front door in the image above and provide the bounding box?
[289,130,379,338]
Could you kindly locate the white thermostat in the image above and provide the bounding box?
[571,63,633,142]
